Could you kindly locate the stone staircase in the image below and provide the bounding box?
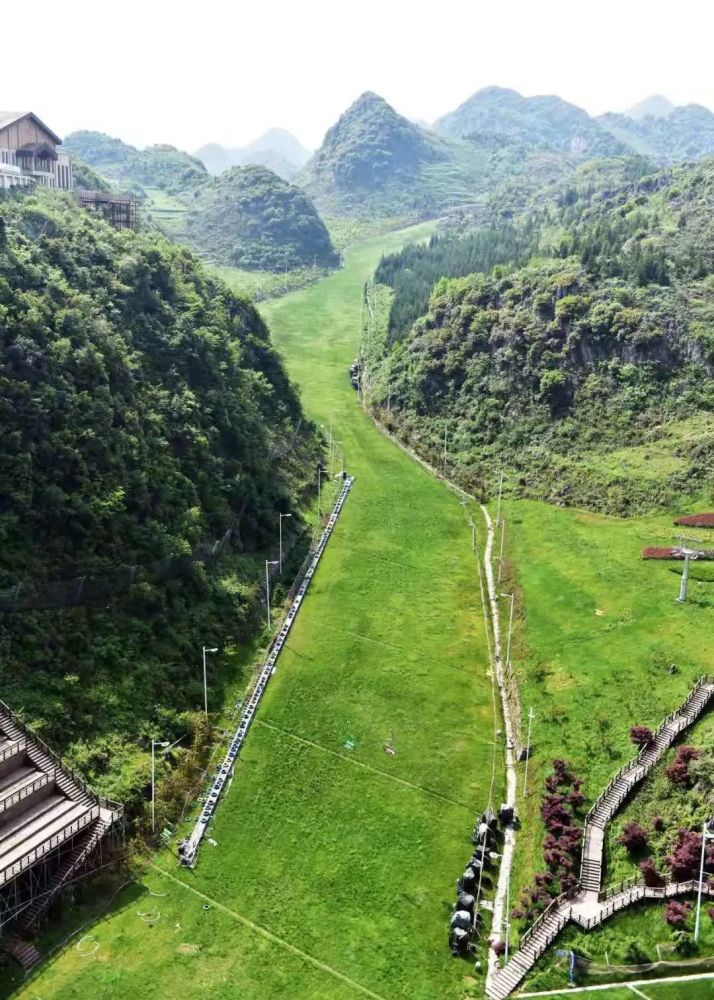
[485,676,714,999]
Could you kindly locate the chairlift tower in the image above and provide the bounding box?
[675,534,703,603]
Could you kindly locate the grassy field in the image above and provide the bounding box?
[523,976,714,998]
[10,223,500,1000]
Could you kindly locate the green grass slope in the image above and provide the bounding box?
[14,224,498,1000]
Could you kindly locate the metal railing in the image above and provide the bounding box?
[0,738,26,764]
[0,806,99,887]
[0,771,52,816]
[0,701,122,815]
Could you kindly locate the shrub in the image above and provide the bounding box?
[666,746,701,788]
[639,858,665,887]
[652,815,665,832]
[618,821,649,853]
[630,725,654,748]
[665,900,691,927]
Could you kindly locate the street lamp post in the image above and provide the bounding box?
[499,592,515,671]
[202,646,218,717]
[695,817,714,941]
[279,513,292,573]
[265,559,279,630]
[151,739,170,833]
[317,467,329,520]
[523,707,535,797]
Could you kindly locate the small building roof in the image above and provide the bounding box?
[0,111,62,145]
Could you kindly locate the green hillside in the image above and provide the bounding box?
[0,188,319,802]
[363,158,714,513]
[64,130,208,193]
[184,164,339,271]
[297,91,487,222]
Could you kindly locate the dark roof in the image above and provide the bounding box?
[0,111,62,145]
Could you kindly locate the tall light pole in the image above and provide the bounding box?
[499,592,515,671]
[695,817,714,941]
[151,739,170,833]
[279,513,292,573]
[523,707,535,797]
[495,469,504,527]
[265,559,279,630]
[202,646,218,717]
[498,518,506,583]
[317,467,329,520]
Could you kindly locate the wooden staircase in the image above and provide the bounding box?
[485,676,714,999]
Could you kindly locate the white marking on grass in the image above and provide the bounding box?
[341,630,406,653]
[519,969,714,994]
[627,986,652,999]
[255,718,472,810]
[150,864,388,1000]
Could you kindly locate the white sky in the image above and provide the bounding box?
[3,0,713,152]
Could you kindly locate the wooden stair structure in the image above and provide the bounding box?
[0,700,122,968]
[485,676,714,999]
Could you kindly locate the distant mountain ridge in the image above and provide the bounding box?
[433,86,626,160]
[64,131,207,193]
[598,102,714,163]
[195,129,311,181]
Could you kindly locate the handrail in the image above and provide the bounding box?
[0,770,52,815]
[0,701,122,814]
[0,805,99,887]
[0,737,27,764]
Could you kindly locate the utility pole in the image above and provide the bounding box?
[499,591,514,668]
[495,469,504,527]
[151,739,170,833]
[443,424,448,477]
[695,818,714,941]
[317,467,329,520]
[498,518,506,583]
[279,513,292,573]
[202,646,218,717]
[523,707,535,796]
[265,560,279,630]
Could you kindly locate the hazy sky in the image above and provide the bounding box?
[3,0,713,152]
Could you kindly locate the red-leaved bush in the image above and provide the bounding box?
[618,821,649,853]
[665,746,701,789]
[514,759,585,923]
[630,726,654,748]
[639,858,665,887]
[666,829,714,881]
[665,900,691,927]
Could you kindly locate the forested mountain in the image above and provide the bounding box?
[64,130,208,193]
[0,188,320,798]
[185,164,339,270]
[363,159,714,512]
[434,86,626,160]
[598,104,714,163]
[297,91,486,221]
[196,129,311,180]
